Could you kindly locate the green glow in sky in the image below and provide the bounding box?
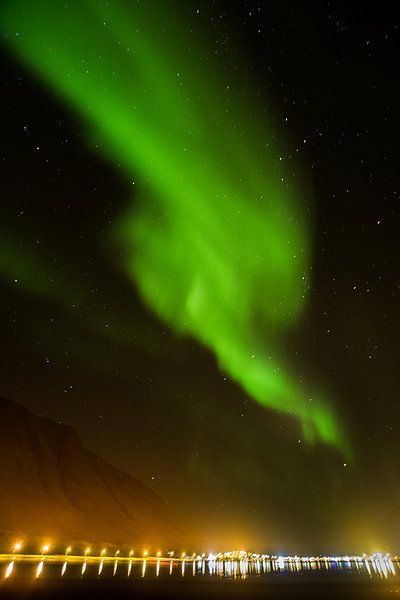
[1,0,345,450]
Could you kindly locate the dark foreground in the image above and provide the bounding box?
[0,577,399,599]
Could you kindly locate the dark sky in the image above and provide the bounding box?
[1,1,400,554]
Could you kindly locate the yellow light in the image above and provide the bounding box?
[36,561,44,578]
[65,546,71,555]
[5,561,14,579]
[85,547,91,555]
[42,544,49,554]
[181,552,186,558]
[143,550,148,557]
[129,550,134,556]
[101,548,106,556]
[157,551,161,557]
[14,542,22,553]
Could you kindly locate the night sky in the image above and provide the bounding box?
[1,1,400,554]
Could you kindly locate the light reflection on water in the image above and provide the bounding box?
[1,553,398,581]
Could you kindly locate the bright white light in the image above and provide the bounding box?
[5,561,14,579]
[36,561,44,578]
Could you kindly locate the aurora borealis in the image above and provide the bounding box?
[1,1,400,553]
[0,0,343,449]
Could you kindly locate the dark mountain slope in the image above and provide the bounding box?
[0,397,185,549]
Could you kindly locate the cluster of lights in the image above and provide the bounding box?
[3,543,399,561]
[1,542,398,581]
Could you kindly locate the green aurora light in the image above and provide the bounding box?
[1,0,346,451]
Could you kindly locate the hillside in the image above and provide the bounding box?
[0,397,185,550]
